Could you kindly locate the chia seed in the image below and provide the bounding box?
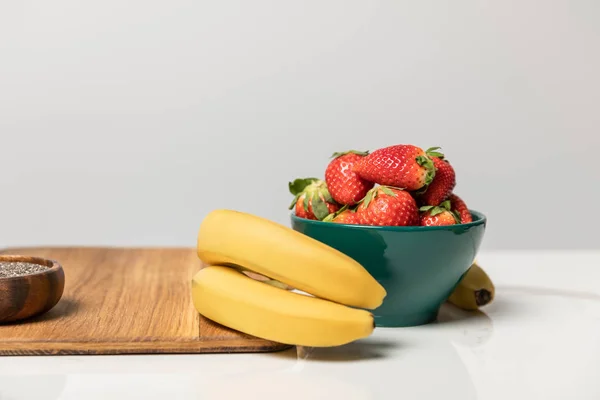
[0,262,49,278]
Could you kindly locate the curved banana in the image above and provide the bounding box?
[196,209,386,309]
[447,262,495,310]
[192,265,375,347]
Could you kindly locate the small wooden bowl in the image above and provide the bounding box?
[0,255,65,323]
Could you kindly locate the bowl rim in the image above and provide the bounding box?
[0,255,63,282]
[290,209,487,231]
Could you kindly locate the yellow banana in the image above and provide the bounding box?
[196,209,386,309]
[191,265,375,347]
[447,262,495,310]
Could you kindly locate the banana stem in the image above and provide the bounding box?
[475,289,492,306]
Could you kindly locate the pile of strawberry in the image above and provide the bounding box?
[288,144,473,227]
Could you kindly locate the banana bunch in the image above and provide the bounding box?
[192,209,386,347]
[447,262,495,310]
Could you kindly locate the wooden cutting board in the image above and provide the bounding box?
[0,247,292,356]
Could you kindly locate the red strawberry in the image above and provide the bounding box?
[419,200,460,226]
[331,208,360,224]
[294,193,340,220]
[419,155,456,206]
[352,145,439,191]
[289,178,340,220]
[448,194,472,223]
[325,150,374,205]
[356,186,419,226]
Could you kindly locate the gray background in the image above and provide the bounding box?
[1,0,599,250]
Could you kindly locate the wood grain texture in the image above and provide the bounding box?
[0,255,65,323]
[0,247,292,356]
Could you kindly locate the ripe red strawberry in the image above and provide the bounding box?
[289,178,340,220]
[352,145,439,191]
[448,194,472,223]
[293,193,340,220]
[325,150,374,205]
[331,209,360,224]
[419,155,456,206]
[419,200,460,226]
[356,186,419,226]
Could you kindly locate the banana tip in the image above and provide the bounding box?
[475,289,493,306]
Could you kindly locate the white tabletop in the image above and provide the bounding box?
[1,250,599,400]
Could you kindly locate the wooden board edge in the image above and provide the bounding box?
[0,340,293,356]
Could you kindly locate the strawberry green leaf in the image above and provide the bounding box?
[355,193,368,204]
[337,204,349,214]
[323,213,335,222]
[363,190,374,209]
[430,206,444,217]
[288,178,320,196]
[451,210,461,224]
[419,205,434,211]
[331,150,369,159]
[386,185,405,191]
[380,186,397,197]
[323,204,352,222]
[311,195,330,220]
[416,155,436,187]
[440,200,452,210]
[415,155,428,166]
[425,146,445,159]
[288,193,301,210]
[322,188,334,203]
[303,193,310,211]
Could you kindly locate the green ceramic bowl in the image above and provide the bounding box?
[290,210,487,327]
